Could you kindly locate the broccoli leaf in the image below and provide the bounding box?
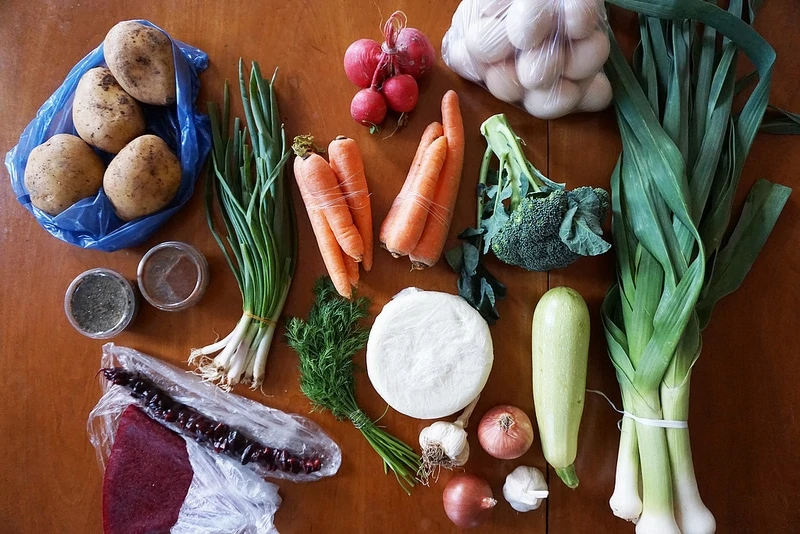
[479,169,513,253]
[559,187,613,257]
[446,228,507,325]
[480,207,509,253]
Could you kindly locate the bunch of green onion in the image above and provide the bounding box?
[602,1,792,532]
[190,60,297,390]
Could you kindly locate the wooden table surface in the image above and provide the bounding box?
[1,1,798,533]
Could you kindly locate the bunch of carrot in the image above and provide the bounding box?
[380,90,464,269]
[293,135,372,299]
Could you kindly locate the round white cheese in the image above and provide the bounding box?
[367,289,494,419]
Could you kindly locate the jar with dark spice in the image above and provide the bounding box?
[65,268,138,339]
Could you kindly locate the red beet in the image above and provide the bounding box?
[351,88,387,127]
[382,74,419,113]
[395,27,436,79]
[344,38,382,88]
[103,405,193,534]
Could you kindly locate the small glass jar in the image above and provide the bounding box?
[65,268,138,339]
[137,241,209,311]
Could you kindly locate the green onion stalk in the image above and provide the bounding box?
[190,60,297,390]
[602,1,792,532]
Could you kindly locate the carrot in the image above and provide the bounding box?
[292,136,364,262]
[409,90,464,269]
[380,121,443,247]
[328,136,374,272]
[293,165,352,299]
[344,254,360,288]
[381,136,448,257]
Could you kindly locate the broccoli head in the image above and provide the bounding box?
[490,186,610,271]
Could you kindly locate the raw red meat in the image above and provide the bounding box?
[102,405,193,534]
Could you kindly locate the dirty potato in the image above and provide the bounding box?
[24,134,105,215]
[73,67,145,154]
[104,134,181,221]
[104,21,176,105]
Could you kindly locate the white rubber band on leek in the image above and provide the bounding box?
[588,389,689,429]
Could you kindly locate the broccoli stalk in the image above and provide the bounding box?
[447,114,611,323]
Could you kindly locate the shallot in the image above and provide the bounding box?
[442,474,497,529]
[477,404,534,459]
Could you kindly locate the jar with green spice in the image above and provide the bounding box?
[64,268,138,339]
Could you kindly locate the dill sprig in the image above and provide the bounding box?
[286,278,421,493]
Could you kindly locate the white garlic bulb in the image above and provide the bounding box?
[418,396,480,483]
[503,466,549,512]
[419,421,470,465]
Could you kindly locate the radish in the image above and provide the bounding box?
[395,27,436,79]
[382,74,419,113]
[351,88,387,129]
[344,39,382,88]
[343,11,433,131]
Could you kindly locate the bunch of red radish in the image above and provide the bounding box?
[344,11,435,132]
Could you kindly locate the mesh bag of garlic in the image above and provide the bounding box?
[442,0,611,119]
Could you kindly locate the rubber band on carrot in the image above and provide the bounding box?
[380,121,444,248]
[381,135,448,257]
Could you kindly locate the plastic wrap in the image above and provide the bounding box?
[89,344,342,482]
[442,0,612,119]
[5,20,211,251]
[366,288,493,419]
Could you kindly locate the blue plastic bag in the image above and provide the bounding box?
[5,20,212,251]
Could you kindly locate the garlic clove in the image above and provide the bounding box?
[452,439,471,467]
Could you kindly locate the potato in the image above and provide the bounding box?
[104,135,181,221]
[73,67,145,154]
[23,134,104,215]
[104,21,176,105]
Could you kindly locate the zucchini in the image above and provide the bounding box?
[531,286,590,489]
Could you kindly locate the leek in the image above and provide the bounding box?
[190,60,297,390]
[602,1,792,532]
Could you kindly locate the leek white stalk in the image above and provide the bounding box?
[662,326,716,534]
[190,60,297,390]
[629,393,680,534]
[662,379,716,534]
[609,416,642,522]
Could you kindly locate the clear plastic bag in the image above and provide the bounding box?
[442,0,612,119]
[4,20,212,251]
[88,344,342,533]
